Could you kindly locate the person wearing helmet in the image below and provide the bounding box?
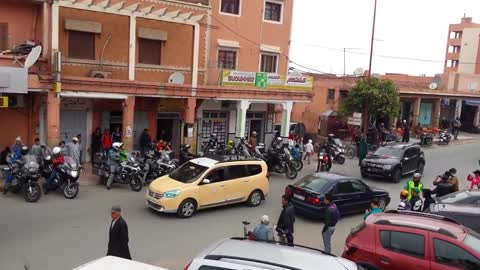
[398,190,412,211]
[106,142,123,190]
[404,173,423,200]
[253,215,274,242]
[45,147,65,194]
[410,187,423,212]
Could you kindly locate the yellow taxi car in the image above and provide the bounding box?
[146,157,269,218]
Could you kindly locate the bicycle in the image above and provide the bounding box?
[345,143,357,159]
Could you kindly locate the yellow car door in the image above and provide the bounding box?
[224,165,251,204]
[198,167,228,208]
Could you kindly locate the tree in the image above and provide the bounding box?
[340,77,400,133]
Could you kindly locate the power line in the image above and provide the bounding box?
[291,40,480,65]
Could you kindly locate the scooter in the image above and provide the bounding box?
[317,150,331,172]
[438,129,452,145]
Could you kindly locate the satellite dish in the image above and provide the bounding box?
[429,83,438,90]
[24,45,42,69]
[353,67,364,76]
[432,74,442,84]
[168,72,185,84]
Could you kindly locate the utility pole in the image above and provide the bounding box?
[364,0,378,135]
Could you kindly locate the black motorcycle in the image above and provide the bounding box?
[179,144,197,165]
[96,153,143,192]
[419,132,434,147]
[259,146,297,179]
[3,154,42,202]
[316,149,331,172]
[329,144,346,165]
[42,156,81,199]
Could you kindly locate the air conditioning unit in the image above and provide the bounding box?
[7,95,25,108]
[90,70,112,79]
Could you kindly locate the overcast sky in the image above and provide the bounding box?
[289,0,480,76]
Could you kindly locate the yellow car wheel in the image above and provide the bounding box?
[177,199,197,218]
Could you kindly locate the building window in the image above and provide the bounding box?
[328,88,336,100]
[264,1,282,22]
[68,31,95,60]
[260,54,278,73]
[138,38,162,65]
[0,23,8,51]
[221,0,240,15]
[217,49,237,70]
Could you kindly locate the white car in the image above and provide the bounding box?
[73,256,169,270]
[185,238,363,270]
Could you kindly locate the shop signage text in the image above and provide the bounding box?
[221,70,313,90]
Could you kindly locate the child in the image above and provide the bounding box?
[467,170,480,189]
[304,139,314,164]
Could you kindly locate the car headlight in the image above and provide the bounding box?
[383,164,392,170]
[164,189,181,198]
[71,170,78,178]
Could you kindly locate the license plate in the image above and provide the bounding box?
[294,193,305,200]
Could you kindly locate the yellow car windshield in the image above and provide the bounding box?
[169,162,208,183]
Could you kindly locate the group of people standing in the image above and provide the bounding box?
[91,127,122,159]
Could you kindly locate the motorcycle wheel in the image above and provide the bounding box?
[292,159,303,171]
[63,183,79,199]
[129,175,143,192]
[24,182,41,203]
[337,156,346,165]
[285,167,298,180]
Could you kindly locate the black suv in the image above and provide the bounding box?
[360,143,425,183]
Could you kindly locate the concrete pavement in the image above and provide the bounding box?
[0,140,479,270]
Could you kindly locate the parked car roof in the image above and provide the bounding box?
[437,189,480,204]
[73,256,169,270]
[197,238,357,270]
[368,210,468,239]
[381,142,418,149]
[430,203,480,214]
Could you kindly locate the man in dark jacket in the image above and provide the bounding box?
[402,120,410,143]
[276,195,295,246]
[107,206,131,260]
[140,129,152,155]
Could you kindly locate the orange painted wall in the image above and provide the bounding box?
[207,0,293,85]
[0,2,44,50]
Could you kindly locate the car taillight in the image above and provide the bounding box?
[183,261,192,270]
[307,196,321,205]
[285,187,293,197]
[344,243,358,255]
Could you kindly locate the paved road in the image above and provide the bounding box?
[1,141,479,270]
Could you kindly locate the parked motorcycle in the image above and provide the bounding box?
[41,156,81,199]
[96,153,143,192]
[255,144,297,179]
[140,150,178,184]
[3,154,42,202]
[438,129,452,145]
[329,144,346,164]
[419,132,434,147]
[316,149,331,172]
[287,145,303,171]
[179,144,198,165]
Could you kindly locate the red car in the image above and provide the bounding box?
[343,210,480,270]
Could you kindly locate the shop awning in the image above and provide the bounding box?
[465,99,480,106]
[320,109,337,119]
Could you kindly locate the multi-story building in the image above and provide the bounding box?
[0,0,312,161]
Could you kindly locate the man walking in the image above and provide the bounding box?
[304,139,313,164]
[402,120,410,143]
[107,206,131,260]
[66,137,81,164]
[276,195,295,246]
[322,194,340,254]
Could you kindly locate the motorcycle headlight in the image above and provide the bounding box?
[71,170,78,178]
[383,164,392,170]
[164,189,181,198]
[339,149,345,153]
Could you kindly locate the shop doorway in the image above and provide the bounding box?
[157,113,181,153]
[60,110,87,162]
[246,112,265,142]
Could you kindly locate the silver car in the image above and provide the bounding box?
[185,238,362,270]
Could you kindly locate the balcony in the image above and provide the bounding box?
[446,52,460,60]
[448,38,462,46]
